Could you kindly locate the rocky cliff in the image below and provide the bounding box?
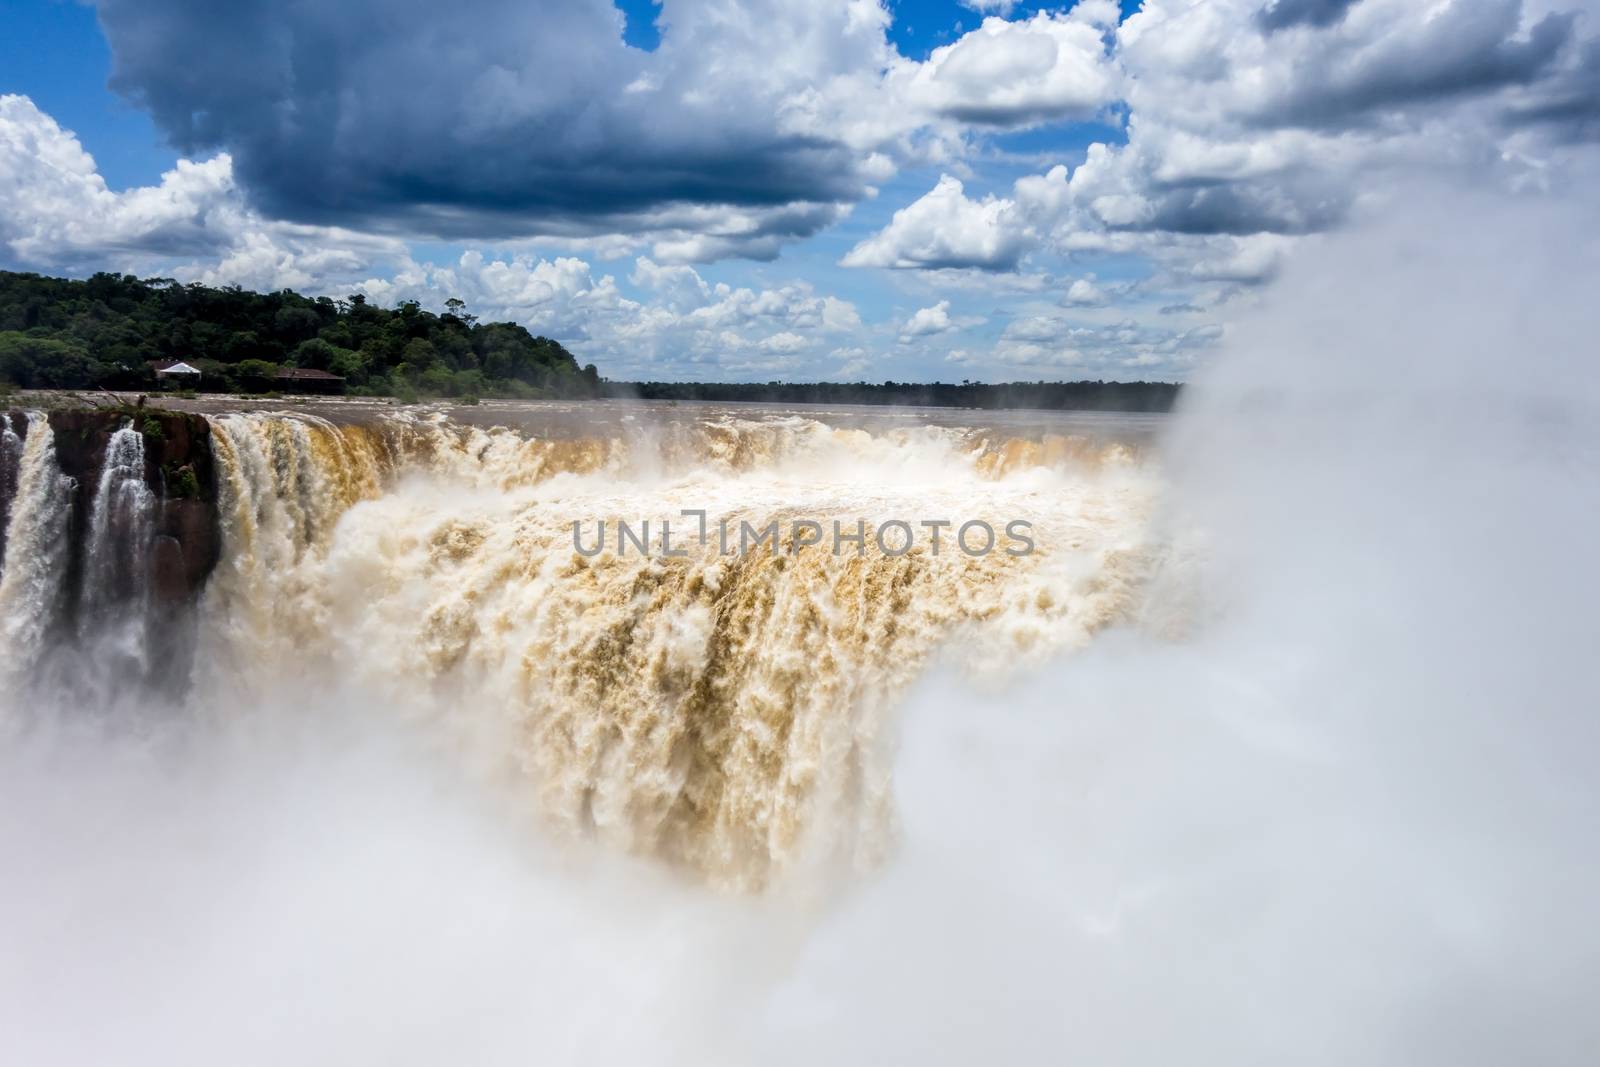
[34,407,221,609]
[0,406,221,698]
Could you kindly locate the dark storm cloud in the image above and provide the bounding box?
[1257,5,1578,129]
[1504,39,1600,144]
[90,0,867,245]
[1255,0,1360,34]
[1142,181,1349,238]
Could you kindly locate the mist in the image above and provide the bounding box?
[3,185,1598,1066]
[745,187,1600,1065]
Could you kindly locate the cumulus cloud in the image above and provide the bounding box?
[1067,0,1122,29]
[1244,3,1576,128]
[1503,36,1600,143]
[64,0,1599,291]
[89,0,892,255]
[1255,0,1360,33]
[1179,234,1297,284]
[945,315,1222,377]
[898,299,985,342]
[0,93,869,381]
[359,252,867,379]
[757,331,809,354]
[888,11,1120,127]
[1061,275,1110,307]
[0,94,226,266]
[79,0,1136,259]
[847,0,1600,297]
[1117,0,1579,129]
[826,345,876,380]
[0,94,406,287]
[900,301,956,339]
[842,175,1031,270]
[629,256,713,310]
[11,0,1600,383]
[957,0,1022,15]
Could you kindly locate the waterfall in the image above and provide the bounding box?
[77,423,160,689]
[0,405,1162,885]
[197,413,392,685]
[190,409,1159,888]
[0,414,75,693]
[0,416,23,565]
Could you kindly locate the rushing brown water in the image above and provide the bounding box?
[1,401,1171,889]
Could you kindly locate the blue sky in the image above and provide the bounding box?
[1,0,1595,381]
[1,0,175,189]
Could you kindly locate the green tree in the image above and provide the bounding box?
[0,269,597,399]
[402,337,438,374]
[327,346,365,383]
[293,337,338,370]
[273,305,321,344]
[233,358,282,391]
[0,332,105,388]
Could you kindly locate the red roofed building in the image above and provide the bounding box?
[275,367,346,395]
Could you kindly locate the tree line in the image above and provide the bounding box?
[0,270,601,401]
[0,269,1183,413]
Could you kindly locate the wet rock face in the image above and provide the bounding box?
[1,406,223,703]
[37,407,222,608]
[0,404,224,703]
[0,412,25,565]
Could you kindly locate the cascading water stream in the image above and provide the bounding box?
[0,414,75,690]
[0,417,23,564]
[77,424,159,682]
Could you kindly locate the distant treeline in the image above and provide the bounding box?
[0,270,600,401]
[606,380,1181,413]
[0,270,1183,412]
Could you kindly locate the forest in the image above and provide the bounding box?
[0,270,1181,412]
[0,270,601,401]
